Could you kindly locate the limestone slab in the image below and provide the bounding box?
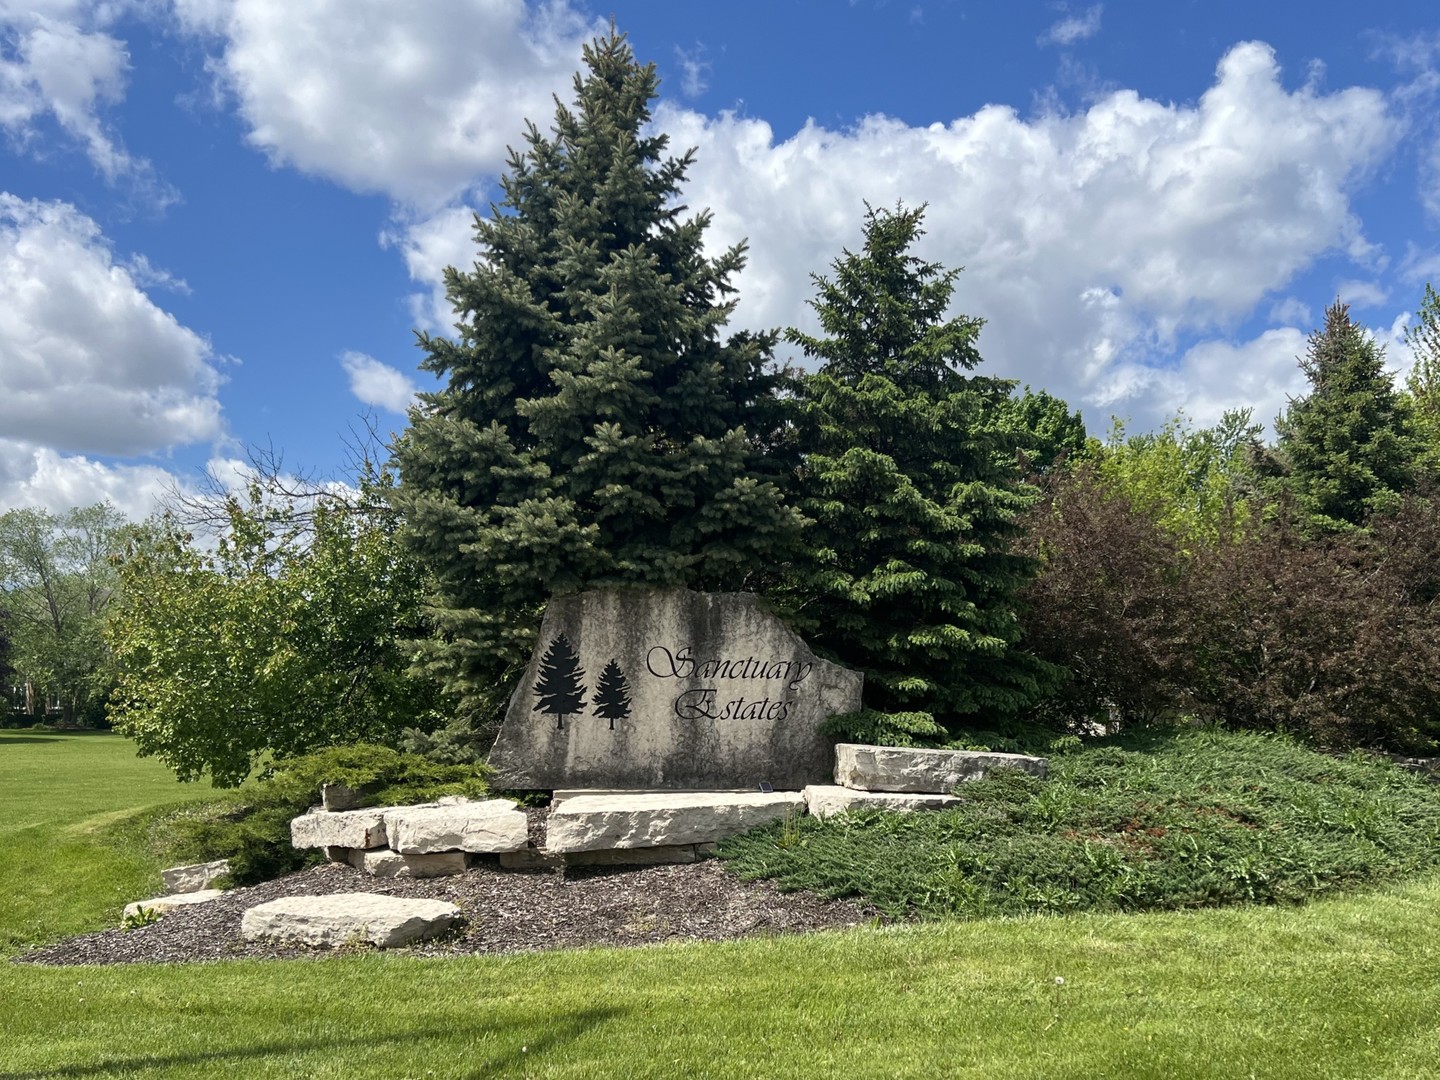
[487,588,862,791]
[349,849,467,879]
[546,790,804,852]
[290,807,391,850]
[123,890,223,921]
[160,859,230,894]
[834,743,1048,794]
[241,893,460,948]
[320,782,379,812]
[383,800,528,854]
[802,784,961,820]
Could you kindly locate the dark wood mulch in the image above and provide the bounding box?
[15,857,883,967]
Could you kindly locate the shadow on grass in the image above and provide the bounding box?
[0,1007,624,1079]
[0,736,62,744]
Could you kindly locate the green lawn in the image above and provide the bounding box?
[3,731,1440,1079]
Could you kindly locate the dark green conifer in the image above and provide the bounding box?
[1275,300,1420,532]
[781,203,1058,746]
[392,33,801,743]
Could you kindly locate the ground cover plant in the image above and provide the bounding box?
[721,727,1440,918]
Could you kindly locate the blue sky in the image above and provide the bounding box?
[1,0,1437,516]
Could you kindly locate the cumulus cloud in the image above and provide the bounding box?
[172,0,602,208]
[1335,278,1388,309]
[381,203,479,332]
[673,43,709,99]
[340,351,420,413]
[646,41,1396,434]
[0,1,162,188]
[0,439,181,517]
[1040,4,1103,47]
[0,194,226,456]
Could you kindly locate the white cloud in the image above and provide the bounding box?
[0,194,226,456]
[1268,297,1312,326]
[1040,5,1103,48]
[651,41,1397,435]
[0,2,160,187]
[1335,278,1388,309]
[0,439,181,517]
[172,0,602,208]
[1132,328,1309,433]
[673,43,709,99]
[340,351,419,413]
[381,203,479,332]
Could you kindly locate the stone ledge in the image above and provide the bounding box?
[382,800,528,854]
[546,790,803,853]
[802,784,961,819]
[834,743,1048,794]
[241,892,460,948]
[123,890,224,922]
[290,807,393,851]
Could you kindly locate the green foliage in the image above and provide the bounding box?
[1096,409,1259,544]
[161,744,490,885]
[0,503,128,726]
[1404,282,1440,461]
[721,728,1440,918]
[108,471,443,786]
[392,32,801,744]
[779,204,1059,741]
[1271,300,1421,532]
[998,386,1090,472]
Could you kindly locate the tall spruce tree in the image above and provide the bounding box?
[392,33,801,743]
[1274,300,1420,532]
[1403,283,1440,461]
[781,204,1058,746]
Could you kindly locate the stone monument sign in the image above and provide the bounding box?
[487,588,863,790]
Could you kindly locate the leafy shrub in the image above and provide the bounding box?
[720,728,1440,918]
[157,744,490,885]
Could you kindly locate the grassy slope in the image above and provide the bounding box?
[3,731,1439,1079]
[0,731,220,952]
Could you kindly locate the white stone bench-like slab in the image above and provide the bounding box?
[834,743,1048,794]
[382,800,528,854]
[290,807,394,851]
[546,790,804,853]
[802,784,961,819]
[241,893,461,948]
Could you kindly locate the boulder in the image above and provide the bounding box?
[834,743,1048,794]
[320,782,379,812]
[123,890,224,922]
[488,588,863,791]
[802,784,961,820]
[290,807,392,851]
[383,800,528,854]
[241,893,460,948]
[348,849,467,879]
[160,859,231,894]
[546,790,803,853]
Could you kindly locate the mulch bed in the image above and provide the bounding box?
[16,805,884,966]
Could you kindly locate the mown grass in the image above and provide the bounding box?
[722,728,1440,918]
[0,731,220,953]
[5,728,1440,1078]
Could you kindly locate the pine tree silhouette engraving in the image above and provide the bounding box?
[592,659,633,730]
[532,634,587,730]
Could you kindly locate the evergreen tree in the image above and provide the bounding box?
[997,387,1089,473]
[780,203,1059,746]
[392,33,802,740]
[1403,282,1440,461]
[531,635,586,730]
[1274,300,1420,532]
[592,658,632,729]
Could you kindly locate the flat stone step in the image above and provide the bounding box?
[123,890,224,922]
[346,848,469,879]
[546,790,803,853]
[382,800,528,854]
[834,743,1048,794]
[802,784,961,819]
[241,893,461,948]
[290,806,394,851]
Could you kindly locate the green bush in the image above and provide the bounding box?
[721,728,1440,918]
[156,744,490,885]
